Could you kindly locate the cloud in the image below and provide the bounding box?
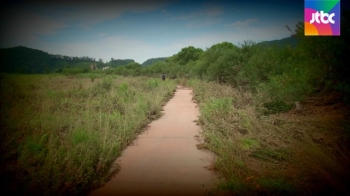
[0,0,176,46]
[226,18,259,27]
[204,5,223,17]
[173,4,223,20]
[173,12,197,20]
[97,33,107,37]
[187,18,221,28]
[161,9,170,16]
[172,4,224,28]
[39,1,177,28]
[0,7,67,47]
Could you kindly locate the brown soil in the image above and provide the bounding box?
[89,86,224,196]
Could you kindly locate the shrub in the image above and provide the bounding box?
[101,77,112,91]
[262,100,293,115]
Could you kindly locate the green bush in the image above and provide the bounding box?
[101,77,113,91]
[262,100,293,115]
[146,79,160,89]
[63,67,90,75]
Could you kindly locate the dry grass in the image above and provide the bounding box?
[188,79,350,195]
[0,74,177,195]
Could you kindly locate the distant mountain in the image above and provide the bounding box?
[0,46,51,73]
[142,57,167,66]
[0,46,140,73]
[108,59,135,67]
[257,36,299,48]
[0,46,97,73]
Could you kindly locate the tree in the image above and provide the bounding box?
[175,46,204,65]
[291,9,350,101]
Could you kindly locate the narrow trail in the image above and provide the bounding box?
[89,86,222,196]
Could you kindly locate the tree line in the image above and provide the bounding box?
[0,46,168,74]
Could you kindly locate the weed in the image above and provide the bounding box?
[90,75,95,82]
[240,138,259,150]
[146,79,160,89]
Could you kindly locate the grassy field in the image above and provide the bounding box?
[0,73,176,195]
[186,79,350,195]
[1,74,349,195]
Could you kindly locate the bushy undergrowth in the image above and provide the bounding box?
[0,74,176,195]
[188,79,350,195]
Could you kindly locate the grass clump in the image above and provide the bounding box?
[251,148,288,161]
[262,100,293,115]
[240,138,260,150]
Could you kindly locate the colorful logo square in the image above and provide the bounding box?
[304,0,340,36]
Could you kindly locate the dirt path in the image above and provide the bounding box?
[89,86,222,196]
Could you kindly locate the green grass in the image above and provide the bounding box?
[240,138,260,150]
[0,74,176,195]
[251,148,288,161]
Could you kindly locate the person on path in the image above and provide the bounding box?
[162,73,165,81]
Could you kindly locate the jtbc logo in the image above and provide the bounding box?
[310,11,335,24]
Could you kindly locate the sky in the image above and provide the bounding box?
[0,0,305,64]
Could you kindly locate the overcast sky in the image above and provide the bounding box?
[0,0,304,64]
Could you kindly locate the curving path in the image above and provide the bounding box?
[89,86,222,196]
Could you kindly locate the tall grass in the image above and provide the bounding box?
[187,79,350,195]
[0,74,176,195]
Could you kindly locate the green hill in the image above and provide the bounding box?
[0,46,52,73]
[0,46,99,74]
[108,59,135,68]
[257,36,299,48]
[142,57,167,66]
